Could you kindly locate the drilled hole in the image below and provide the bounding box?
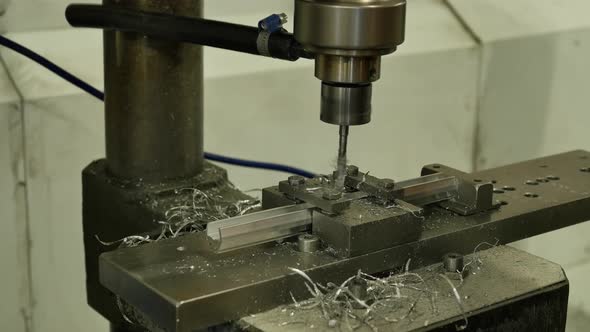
[500,200,509,206]
[474,179,483,183]
[491,180,498,184]
[536,177,549,183]
[540,165,548,168]
[493,189,505,194]
[503,186,516,191]
[581,168,590,173]
[546,175,560,181]
[524,192,539,198]
[526,180,539,185]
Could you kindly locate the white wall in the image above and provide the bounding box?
[447,0,590,328]
[1,0,590,331]
[0,62,30,332]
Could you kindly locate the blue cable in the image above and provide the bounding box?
[205,152,315,179]
[0,34,316,178]
[0,34,105,101]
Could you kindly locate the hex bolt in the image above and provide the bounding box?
[381,179,395,190]
[347,165,360,177]
[349,277,368,309]
[288,175,306,186]
[443,253,464,273]
[323,189,342,201]
[297,234,320,253]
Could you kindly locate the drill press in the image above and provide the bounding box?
[65,1,590,331]
[294,0,406,186]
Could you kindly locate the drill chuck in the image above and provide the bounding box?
[321,83,372,126]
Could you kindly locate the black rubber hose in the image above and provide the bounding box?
[66,4,312,61]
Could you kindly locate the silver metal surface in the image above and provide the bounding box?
[294,0,406,56]
[443,252,464,273]
[295,0,406,131]
[297,234,320,253]
[242,246,569,331]
[316,55,381,83]
[207,204,313,252]
[392,173,458,206]
[99,151,590,331]
[321,83,372,125]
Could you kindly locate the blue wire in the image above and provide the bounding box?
[0,34,105,101]
[0,34,316,178]
[205,152,316,179]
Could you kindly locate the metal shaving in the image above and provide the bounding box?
[96,185,261,249]
[287,267,438,331]
[287,242,498,331]
[153,187,261,243]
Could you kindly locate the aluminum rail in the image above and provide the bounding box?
[206,173,459,252]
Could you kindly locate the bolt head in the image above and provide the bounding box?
[382,179,395,190]
[322,189,342,201]
[288,175,306,186]
[346,165,360,177]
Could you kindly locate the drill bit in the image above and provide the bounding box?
[335,125,349,189]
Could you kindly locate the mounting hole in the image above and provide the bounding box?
[526,180,539,185]
[546,175,560,181]
[500,200,509,206]
[493,188,505,194]
[524,192,539,198]
[581,168,590,173]
[503,186,516,191]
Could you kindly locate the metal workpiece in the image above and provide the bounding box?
[278,176,367,214]
[422,164,500,215]
[99,151,590,331]
[242,246,569,332]
[103,0,204,182]
[312,198,423,257]
[206,204,313,253]
[321,83,372,125]
[294,0,406,56]
[343,168,397,201]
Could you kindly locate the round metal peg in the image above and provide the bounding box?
[443,253,464,273]
[298,234,320,253]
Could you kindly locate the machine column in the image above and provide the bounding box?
[103,0,204,182]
